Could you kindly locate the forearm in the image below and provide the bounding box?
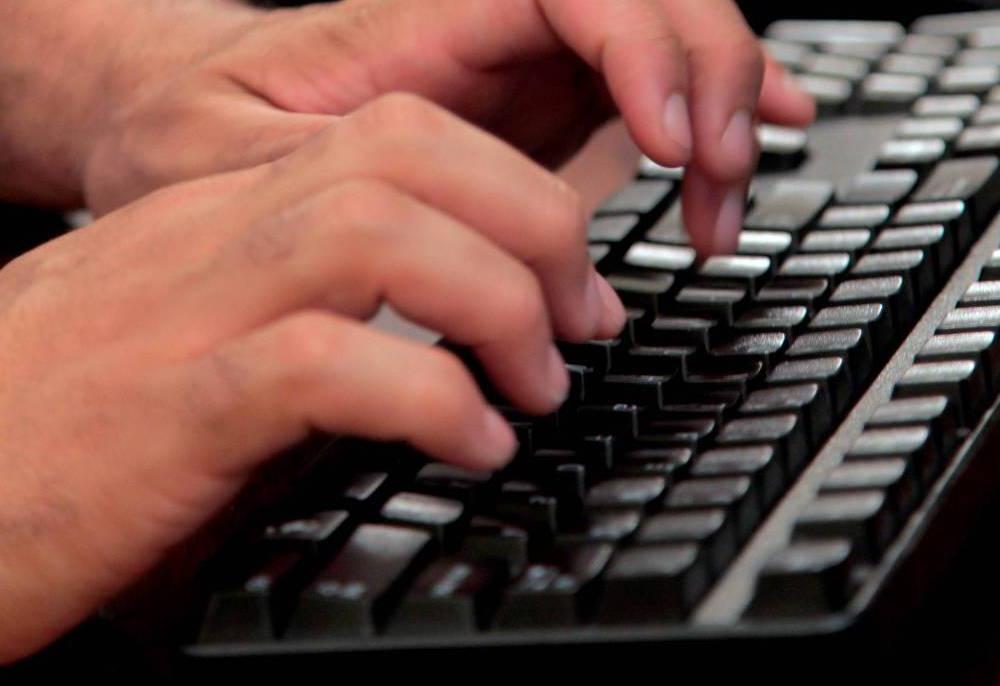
[0,0,259,208]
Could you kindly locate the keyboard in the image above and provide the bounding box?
[159,10,1000,680]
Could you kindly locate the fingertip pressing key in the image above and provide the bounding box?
[471,406,519,468]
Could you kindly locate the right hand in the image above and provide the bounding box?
[0,93,624,663]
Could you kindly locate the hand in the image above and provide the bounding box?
[0,95,624,662]
[83,0,815,255]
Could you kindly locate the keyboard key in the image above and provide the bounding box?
[831,276,912,332]
[496,544,613,628]
[710,332,787,372]
[600,180,674,214]
[939,305,1000,332]
[786,328,872,388]
[804,53,869,82]
[716,414,810,476]
[598,543,708,623]
[881,53,944,77]
[199,551,308,642]
[848,425,940,485]
[767,20,904,45]
[877,138,947,168]
[674,285,748,325]
[810,303,893,361]
[893,199,972,252]
[740,383,832,447]
[763,39,813,70]
[285,524,434,638]
[607,273,675,314]
[461,517,529,576]
[697,255,772,294]
[920,331,1000,393]
[733,306,808,337]
[744,180,833,233]
[387,558,505,635]
[820,459,920,518]
[896,357,989,428]
[624,242,696,271]
[912,94,980,118]
[800,229,871,255]
[645,201,687,244]
[381,492,465,544]
[744,539,856,617]
[586,476,667,510]
[664,477,758,542]
[860,73,927,112]
[792,490,895,561]
[915,11,1000,36]
[896,116,964,140]
[757,125,808,171]
[262,510,352,556]
[737,230,794,258]
[912,156,1000,224]
[818,205,891,230]
[938,65,1000,94]
[795,74,853,113]
[957,48,1000,67]
[956,125,1000,154]
[868,394,962,463]
[899,34,959,58]
[589,215,638,243]
[756,278,830,310]
[963,280,1000,305]
[767,356,854,417]
[636,509,737,577]
[851,250,932,305]
[779,253,852,279]
[691,445,784,510]
[837,169,918,206]
[872,225,954,280]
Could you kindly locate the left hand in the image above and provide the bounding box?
[82,0,815,255]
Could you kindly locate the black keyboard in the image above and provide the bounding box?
[160,11,1000,680]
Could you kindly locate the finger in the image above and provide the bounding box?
[533,0,692,167]
[169,312,518,474]
[262,93,625,341]
[656,0,765,183]
[681,164,751,257]
[757,54,817,127]
[164,180,571,414]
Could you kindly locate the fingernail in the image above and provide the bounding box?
[596,276,627,336]
[546,344,570,407]
[713,187,745,254]
[663,93,693,155]
[475,407,518,467]
[720,108,754,172]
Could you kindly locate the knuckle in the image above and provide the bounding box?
[314,179,410,244]
[273,311,339,371]
[355,92,450,141]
